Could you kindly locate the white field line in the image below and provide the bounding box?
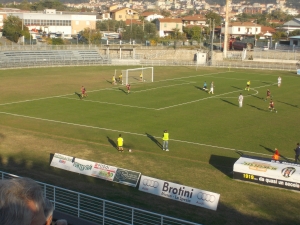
[156,83,276,110]
[60,97,156,110]
[210,76,262,82]
[155,71,229,83]
[132,81,196,93]
[0,71,226,107]
[0,111,288,159]
[0,94,72,106]
[222,89,259,99]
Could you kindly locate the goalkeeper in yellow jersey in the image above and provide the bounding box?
[112,75,116,85]
[245,80,250,91]
[140,73,143,81]
[118,73,123,84]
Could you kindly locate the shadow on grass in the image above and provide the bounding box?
[209,154,237,178]
[118,87,127,94]
[221,99,238,107]
[105,79,113,84]
[107,136,118,150]
[251,94,264,100]
[247,104,264,111]
[277,100,298,108]
[231,86,242,90]
[259,144,290,161]
[194,86,207,92]
[145,133,162,150]
[74,92,81,99]
[261,81,273,85]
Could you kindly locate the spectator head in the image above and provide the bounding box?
[44,198,54,225]
[0,177,46,225]
[55,219,68,225]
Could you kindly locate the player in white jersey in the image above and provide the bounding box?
[208,81,214,94]
[238,93,244,108]
[278,76,281,87]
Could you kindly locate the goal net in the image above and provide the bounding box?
[121,67,153,85]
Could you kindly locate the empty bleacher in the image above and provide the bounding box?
[0,49,111,68]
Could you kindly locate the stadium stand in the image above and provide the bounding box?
[0,49,110,68]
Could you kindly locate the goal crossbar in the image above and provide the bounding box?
[121,67,154,85]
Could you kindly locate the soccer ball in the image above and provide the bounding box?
[129,149,132,152]
[144,80,146,82]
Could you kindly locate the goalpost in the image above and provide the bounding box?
[121,67,154,85]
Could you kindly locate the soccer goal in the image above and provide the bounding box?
[121,67,153,85]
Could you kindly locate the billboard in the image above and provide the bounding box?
[50,153,140,187]
[138,175,220,211]
[233,155,300,191]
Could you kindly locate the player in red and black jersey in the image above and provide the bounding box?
[265,89,271,101]
[81,86,88,98]
[126,84,131,94]
[268,99,277,113]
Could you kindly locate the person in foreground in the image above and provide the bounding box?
[44,198,54,225]
[0,177,46,225]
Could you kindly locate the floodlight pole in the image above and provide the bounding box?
[223,0,231,58]
[210,19,215,65]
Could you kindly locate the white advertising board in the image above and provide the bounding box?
[50,153,117,181]
[50,153,141,187]
[233,155,300,191]
[138,175,220,211]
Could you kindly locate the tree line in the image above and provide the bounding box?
[2,9,299,45]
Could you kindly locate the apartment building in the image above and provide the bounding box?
[156,18,183,37]
[182,15,206,26]
[221,22,261,37]
[6,9,96,36]
[110,7,139,21]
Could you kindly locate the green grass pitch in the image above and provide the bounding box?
[0,66,300,225]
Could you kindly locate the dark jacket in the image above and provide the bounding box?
[295,146,300,155]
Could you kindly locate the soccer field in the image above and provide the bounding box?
[0,66,300,225]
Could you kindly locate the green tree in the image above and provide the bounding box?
[290,29,300,36]
[190,26,202,41]
[81,28,102,44]
[3,15,30,43]
[97,20,125,32]
[144,22,157,39]
[171,28,185,40]
[236,13,250,23]
[161,9,171,17]
[51,38,64,45]
[205,11,222,27]
[19,0,31,10]
[31,0,66,11]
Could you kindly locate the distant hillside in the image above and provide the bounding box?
[2,0,300,9]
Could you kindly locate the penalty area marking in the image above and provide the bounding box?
[132,81,196,93]
[220,89,259,99]
[156,83,275,110]
[60,97,156,110]
[0,110,288,159]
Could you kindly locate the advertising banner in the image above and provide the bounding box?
[50,153,140,187]
[113,168,141,187]
[138,175,220,211]
[233,155,300,191]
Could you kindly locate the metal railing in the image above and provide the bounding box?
[0,171,200,225]
[213,60,298,71]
